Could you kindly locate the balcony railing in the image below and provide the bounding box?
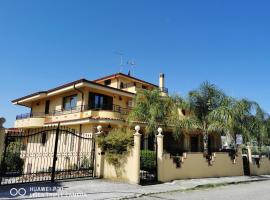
[16,112,46,120]
[160,87,168,93]
[122,82,136,89]
[16,104,130,120]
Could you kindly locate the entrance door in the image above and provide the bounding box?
[190,136,199,152]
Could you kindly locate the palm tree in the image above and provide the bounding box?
[249,104,269,151]
[208,97,270,153]
[185,82,226,156]
[128,88,190,138]
[208,98,254,145]
[128,83,270,156]
[128,89,171,135]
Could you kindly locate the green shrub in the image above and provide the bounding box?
[2,141,24,174]
[251,146,260,155]
[96,128,134,166]
[251,146,270,155]
[260,146,270,155]
[140,150,156,170]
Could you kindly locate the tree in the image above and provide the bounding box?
[128,89,172,136]
[2,141,24,174]
[0,117,5,128]
[204,95,270,151]
[208,98,254,145]
[249,104,270,150]
[186,82,226,155]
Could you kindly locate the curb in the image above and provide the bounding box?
[117,177,270,200]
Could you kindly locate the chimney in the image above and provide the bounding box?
[159,73,165,90]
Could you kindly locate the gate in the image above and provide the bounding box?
[242,148,250,176]
[140,135,158,185]
[0,124,95,185]
[242,156,250,176]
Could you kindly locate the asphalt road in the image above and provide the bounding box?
[137,180,270,200]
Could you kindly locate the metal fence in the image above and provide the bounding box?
[0,124,95,185]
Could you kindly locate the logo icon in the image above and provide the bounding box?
[10,188,27,197]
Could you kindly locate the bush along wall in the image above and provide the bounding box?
[96,128,134,168]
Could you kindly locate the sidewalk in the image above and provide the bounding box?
[0,175,269,200]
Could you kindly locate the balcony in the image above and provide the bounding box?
[121,82,169,94]
[14,117,45,128]
[15,104,131,127]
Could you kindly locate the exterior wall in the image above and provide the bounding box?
[96,76,155,93]
[96,78,118,88]
[15,118,45,128]
[110,78,118,88]
[250,157,270,176]
[158,134,243,182]
[95,131,141,184]
[101,147,138,183]
[158,152,244,182]
[31,90,83,114]
[15,86,133,128]
[30,87,132,115]
[83,110,123,119]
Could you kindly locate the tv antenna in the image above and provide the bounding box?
[127,59,136,76]
[115,51,124,72]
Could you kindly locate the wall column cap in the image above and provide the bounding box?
[133,132,142,136]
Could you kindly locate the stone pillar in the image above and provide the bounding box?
[157,127,164,182]
[130,125,141,184]
[95,125,104,178]
[246,146,252,163]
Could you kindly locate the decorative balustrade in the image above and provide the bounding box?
[16,104,131,120]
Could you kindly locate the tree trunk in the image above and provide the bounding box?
[203,132,208,156]
[203,121,209,156]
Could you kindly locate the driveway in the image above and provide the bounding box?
[0,176,269,200]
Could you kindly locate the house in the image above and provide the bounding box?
[5,72,251,184]
[8,72,270,185]
[10,73,168,174]
[12,73,165,130]
[12,72,223,154]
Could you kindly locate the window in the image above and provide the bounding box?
[142,85,147,89]
[41,132,47,145]
[45,100,50,114]
[120,82,124,89]
[128,100,133,108]
[63,95,77,110]
[89,92,113,110]
[104,79,111,86]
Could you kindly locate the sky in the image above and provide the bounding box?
[0,0,270,127]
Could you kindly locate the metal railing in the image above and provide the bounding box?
[122,82,136,89]
[159,87,168,93]
[16,112,47,120]
[16,104,130,120]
